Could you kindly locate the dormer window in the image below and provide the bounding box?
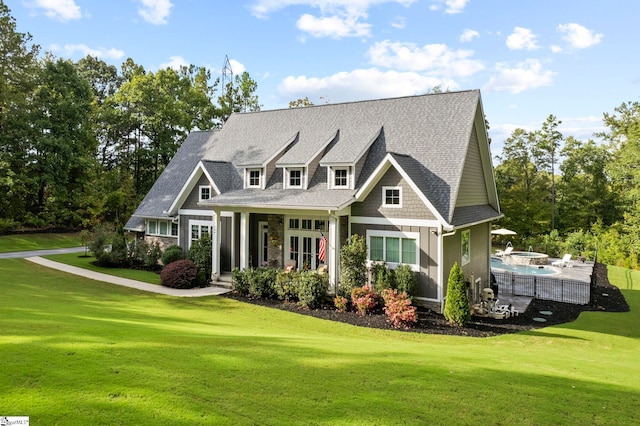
[334,168,348,187]
[247,169,261,188]
[289,169,302,187]
[199,185,211,201]
[382,186,402,207]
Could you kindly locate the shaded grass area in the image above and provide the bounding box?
[1,258,639,425]
[0,232,82,253]
[44,252,161,285]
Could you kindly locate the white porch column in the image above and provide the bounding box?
[240,211,249,269]
[212,210,222,281]
[328,214,338,294]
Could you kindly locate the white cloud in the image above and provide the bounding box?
[429,0,470,14]
[277,68,454,103]
[249,1,415,38]
[159,56,188,70]
[557,23,603,49]
[484,59,555,94]
[50,43,124,60]
[550,45,562,53]
[367,40,484,77]
[506,27,539,50]
[250,0,416,18]
[297,13,371,38]
[137,0,173,25]
[460,29,479,42]
[29,0,82,21]
[228,59,246,75]
[390,16,406,29]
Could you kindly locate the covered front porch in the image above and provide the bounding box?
[209,209,350,293]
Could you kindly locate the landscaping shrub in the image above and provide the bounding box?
[144,241,162,269]
[246,267,277,299]
[297,271,329,309]
[188,234,212,287]
[394,264,418,298]
[372,262,394,293]
[339,234,367,298]
[109,227,128,266]
[443,262,471,326]
[160,260,198,289]
[333,295,348,312]
[274,270,300,302]
[351,286,379,316]
[162,245,184,266]
[382,289,417,329]
[232,268,249,296]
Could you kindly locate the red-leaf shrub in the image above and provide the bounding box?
[351,286,379,316]
[161,259,198,289]
[382,288,418,329]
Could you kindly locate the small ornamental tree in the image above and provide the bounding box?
[339,234,367,297]
[444,262,471,326]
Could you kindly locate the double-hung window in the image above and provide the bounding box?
[334,168,348,187]
[289,169,302,188]
[247,169,261,188]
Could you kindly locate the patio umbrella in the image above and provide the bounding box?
[491,228,517,236]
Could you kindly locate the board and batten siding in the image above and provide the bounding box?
[441,222,490,299]
[456,126,489,207]
[350,223,439,302]
[350,167,436,220]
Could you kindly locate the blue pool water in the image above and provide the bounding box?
[491,257,557,275]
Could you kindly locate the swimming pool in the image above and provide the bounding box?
[491,257,558,275]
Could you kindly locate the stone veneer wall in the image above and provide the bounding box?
[267,214,284,267]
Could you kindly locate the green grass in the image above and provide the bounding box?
[0,232,82,252]
[44,252,162,285]
[1,258,639,425]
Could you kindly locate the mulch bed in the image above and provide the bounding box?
[222,263,630,337]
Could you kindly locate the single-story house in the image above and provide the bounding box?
[125,89,502,312]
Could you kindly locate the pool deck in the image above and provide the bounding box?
[490,256,595,315]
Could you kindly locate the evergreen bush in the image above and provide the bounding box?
[297,271,329,308]
[371,262,394,293]
[274,270,300,302]
[232,268,249,296]
[162,245,184,266]
[188,234,212,287]
[394,264,418,298]
[339,234,367,297]
[443,262,471,326]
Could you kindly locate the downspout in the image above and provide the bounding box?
[439,228,456,313]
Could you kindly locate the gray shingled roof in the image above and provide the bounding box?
[201,161,242,194]
[125,130,217,228]
[127,90,501,228]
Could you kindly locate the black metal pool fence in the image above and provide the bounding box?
[492,270,591,305]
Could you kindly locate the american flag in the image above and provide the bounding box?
[318,235,327,263]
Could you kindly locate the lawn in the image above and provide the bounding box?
[1,258,639,425]
[0,232,83,252]
[44,252,162,285]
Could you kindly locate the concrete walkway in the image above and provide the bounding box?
[0,246,87,259]
[24,256,231,297]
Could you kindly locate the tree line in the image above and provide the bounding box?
[0,1,260,231]
[495,109,640,268]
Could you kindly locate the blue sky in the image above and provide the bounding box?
[6,0,639,158]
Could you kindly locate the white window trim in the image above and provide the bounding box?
[366,229,420,271]
[188,219,214,249]
[382,186,402,208]
[199,185,212,202]
[147,219,178,238]
[461,229,471,266]
[285,167,304,189]
[331,167,350,189]
[246,168,262,189]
